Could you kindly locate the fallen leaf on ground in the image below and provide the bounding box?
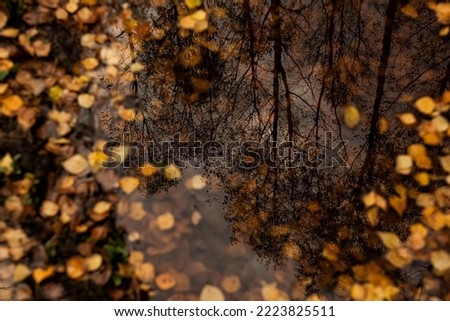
[62,154,89,175]
[77,93,95,109]
[13,264,31,283]
[221,275,241,294]
[261,282,289,301]
[86,254,102,272]
[395,155,413,175]
[377,232,401,249]
[129,202,147,221]
[0,153,14,175]
[163,165,182,180]
[200,284,225,301]
[41,200,59,218]
[33,266,55,284]
[119,176,139,194]
[135,263,155,283]
[385,247,413,268]
[155,272,176,290]
[430,250,450,274]
[66,256,87,279]
[157,212,175,231]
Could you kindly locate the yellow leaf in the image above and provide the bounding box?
[85,254,102,272]
[163,164,182,180]
[118,108,136,121]
[421,132,441,146]
[40,200,59,218]
[49,86,63,102]
[33,40,51,57]
[416,193,435,208]
[81,33,96,48]
[428,2,450,24]
[261,282,289,301]
[440,26,450,37]
[81,57,99,70]
[32,266,55,284]
[386,247,413,268]
[350,283,366,301]
[77,7,94,23]
[414,96,435,115]
[88,150,108,171]
[0,83,8,94]
[93,201,112,214]
[5,196,23,214]
[389,196,406,216]
[344,104,361,129]
[430,250,450,274]
[66,256,87,279]
[221,275,241,294]
[119,176,139,194]
[366,207,379,227]
[200,284,225,301]
[186,175,207,190]
[13,264,31,283]
[377,232,401,249]
[375,194,387,211]
[157,212,175,231]
[382,285,400,301]
[59,175,75,190]
[191,9,207,21]
[77,93,95,109]
[322,243,340,261]
[0,10,8,29]
[401,4,418,18]
[395,155,413,175]
[407,144,427,159]
[55,7,68,20]
[398,113,416,126]
[378,117,389,134]
[414,172,430,186]
[129,231,140,242]
[128,251,144,267]
[129,202,146,221]
[406,233,425,251]
[1,28,19,38]
[155,272,176,291]
[0,58,13,71]
[140,163,158,176]
[130,62,145,73]
[1,95,24,117]
[410,223,428,237]
[62,154,89,175]
[432,115,449,132]
[440,156,450,173]
[423,206,446,231]
[100,46,120,65]
[415,154,432,170]
[135,263,155,283]
[191,210,202,226]
[179,15,196,29]
[0,153,14,176]
[185,0,202,10]
[65,1,78,13]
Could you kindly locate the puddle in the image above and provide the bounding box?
[0,0,449,301]
[98,0,449,299]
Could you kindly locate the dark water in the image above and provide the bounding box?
[100,0,449,300]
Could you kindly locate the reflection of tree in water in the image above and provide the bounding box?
[104,0,449,295]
